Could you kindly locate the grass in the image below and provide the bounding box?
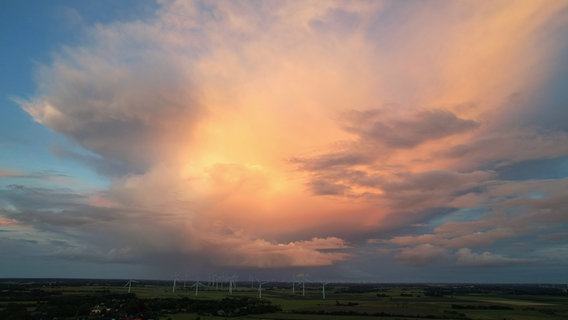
[3,281,568,319]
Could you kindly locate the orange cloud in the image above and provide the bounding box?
[15,0,568,272]
[0,217,17,226]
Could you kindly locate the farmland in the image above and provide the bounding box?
[1,279,567,319]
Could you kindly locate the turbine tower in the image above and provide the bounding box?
[291,274,302,295]
[258,280,268,299]
[298,273,308,296]
[321,282,328,300]
[207,273,212,287]
[214,274,220,290]
[124,280,137,294]
[191,281,205,297]
[292,277,296,294]
[228,275,238,294]
[172,276,179,293]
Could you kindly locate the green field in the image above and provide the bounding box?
[1,280,567,319]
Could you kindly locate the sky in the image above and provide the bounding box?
[1,0,568,283]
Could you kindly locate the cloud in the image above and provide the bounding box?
[0,217,17,226]
[395,244,448,266]
[455,248,526,267]
[0,170,24,178]
[531,246,568,264]
[49,144,133,176]
[308,179,351,196]
[372,177,568,268]
[496,156,568,181]
[382,226,516,251]
[293,153,374,172]
[198,235,352,268]
[51,245,139,264]
[342,108,479,148]
[1,180,351,268]
[19,18,202,172]
[0,169,73,187]
[443,128,568,170]
[8,0,568,277]
[378,170,495,214]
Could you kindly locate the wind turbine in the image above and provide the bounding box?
[298,273,308,296]
[172,276,179,293]
[228,275,238,295]
[124,280,138,294]
[292,277,296,294]
[213,274,220,290]
[191,281,206,297]
[219,272,226,290]
[291,274,301,295]
[321,281,328,300]
[257,280,269,299]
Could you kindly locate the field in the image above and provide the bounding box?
[1,280,567,319]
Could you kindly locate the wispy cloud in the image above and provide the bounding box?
[342,108,479,148]
[455,248,528,267]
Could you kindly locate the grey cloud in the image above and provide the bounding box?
[309,7,362,35]
[395,244,449,266]
[20,19,202,172]
[495,156,568,181]
[296,157,495,208]
[293,152,373,171]
[51,246,141,264]
[373,178,568,267]
[381,170,494,194]
[1,169,70,181]
[455,248,527,267]
[1,185,181,265]
[49,144,135,176]
[484,178,568,228]
[343,109,478,148]
[292,108,487,217]
[531,246,568,264]
[443,128,568,169]
[372,170,494,215]
[12,207,116,229]
[379,207,456,233]
[294,108,481,191]
[323,169,385,188]
[0,185,86,212]
[501,39,568,133]
[538,232,568,243]
[309,179,351,196]
[389,245,528,268]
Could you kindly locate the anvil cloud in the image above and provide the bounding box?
[1,0,568,281]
